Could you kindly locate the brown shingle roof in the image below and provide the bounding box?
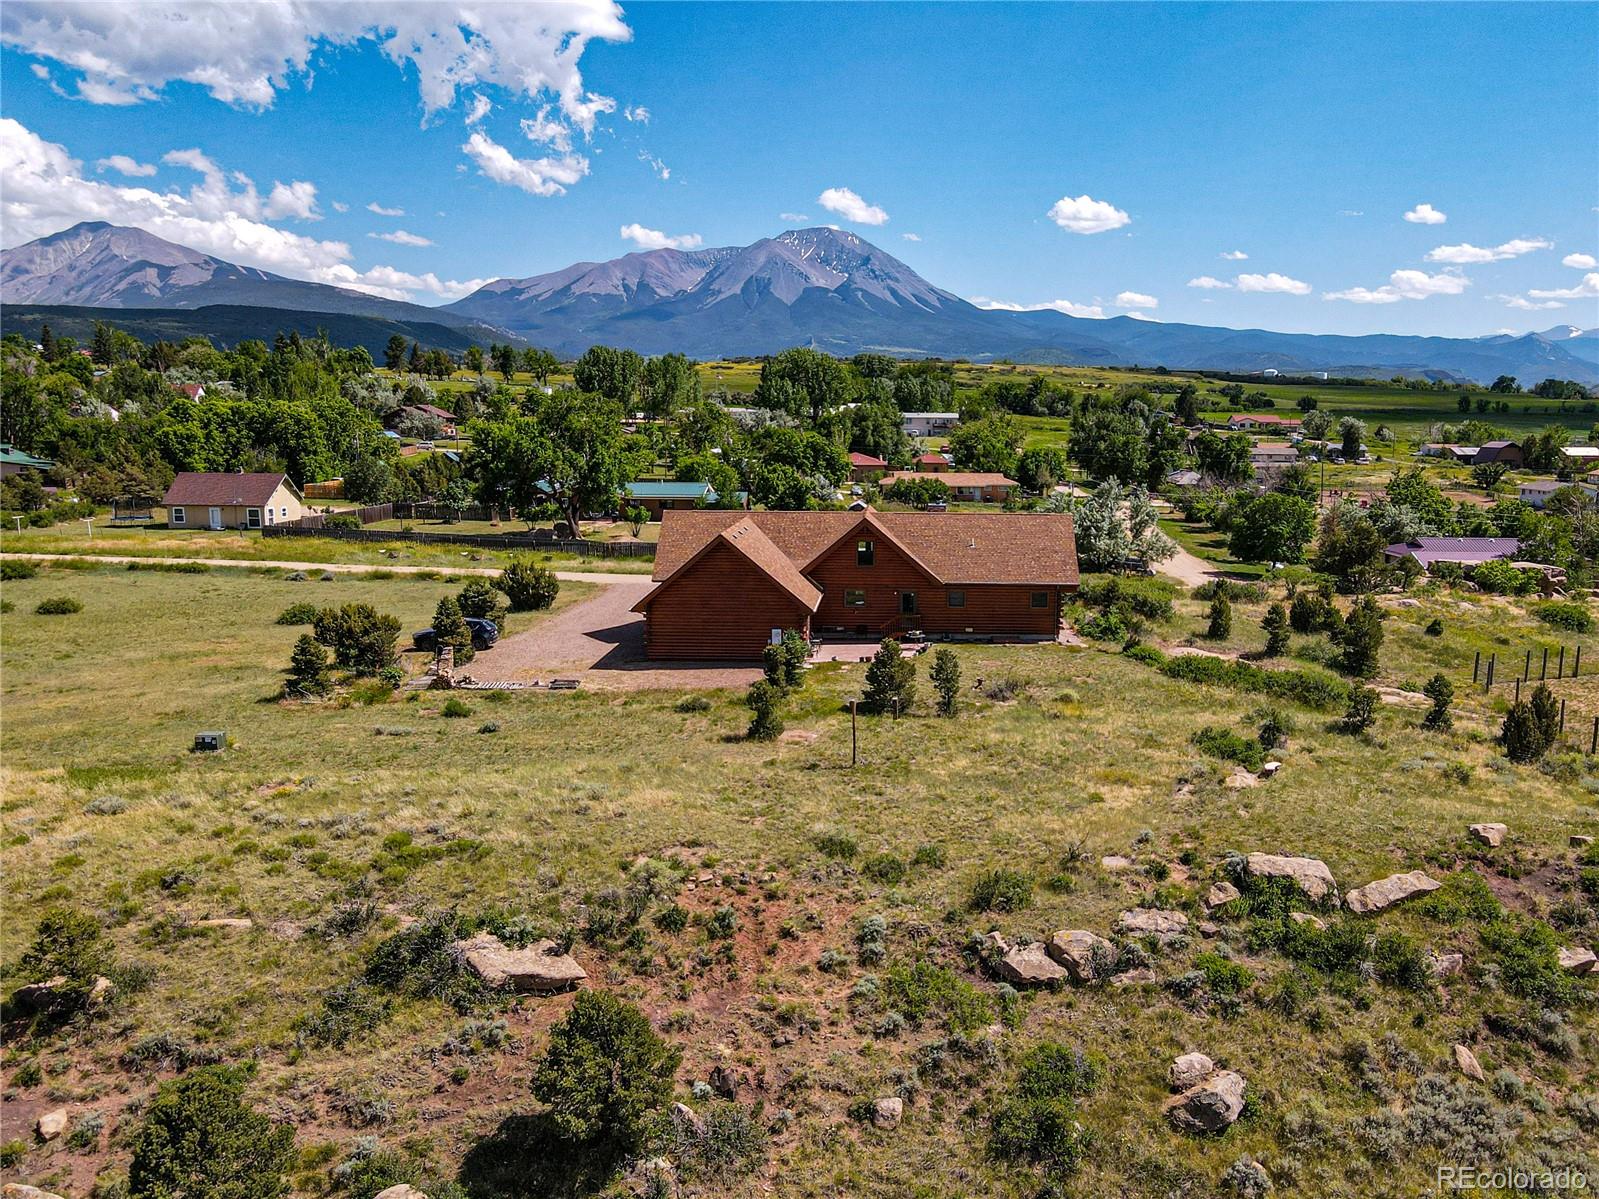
[650,510,1077,587]
[162,472,293,507]
[634,517,823,613]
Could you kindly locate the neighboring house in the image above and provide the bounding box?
[848,452,888,483]
[902,411,960,438]
[1474,441,1524,467]
[161,472,305,530]
[1562,445,1599,470]
[633,509,1079,659]
[1383,537,1520,569]
[1448,446,1481,464]
[1165,468,1203,488]
[1416,444,1460,459]
[1250,442,1300,476]
[913,452,952,472]
[1518,479,1597,509]
[880,470,1017,503]
[1227,413,1301,432]
[408,403,458,436]
[621,480,724,521]
[175,383,206,400]
[0,444,54,479]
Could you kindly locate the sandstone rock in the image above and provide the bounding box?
[672,1102,706,1139]
[1557,946,1597,975]
[1243,853,1337,902]
[1224,770,1259,790]
[871,1096,904,1130]
[1100,855,1135,871]
[87,975,114,1006]
[1453,1044,1485,1082]
[1116,908,1189,941]
[35,1108,67,1141]
[453,934,586,993]
[1168,1052,1215,1091]
[708,1064,739,1099]
[1469,823,1507,848]
[374,1187,428,1199]
[1204,881,1241,911]
[1572,835,1594,849]
[10,975,67,1012]
[995,941,1068,986]
[192,917,254,931]
[5,1186,67,1199]
[1427,951,1464,978]
[1288,911,1326,930]
[1112,967,1159,987]
[1344,870,1441,915]
[1198,920,1220,937]
[1164,1070,1246,1133]
[1046,929,1114,983]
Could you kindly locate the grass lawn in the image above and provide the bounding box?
[1158,516,1270,578]
[1,562,1595,1197]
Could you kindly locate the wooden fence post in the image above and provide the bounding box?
[1514,678,1520,704]
[1486,653,1495,690]
[1557,645,1565,679]
[1559,699,1566,734]
[1540,647,1548,680]
[1523,650,1531,682]
[1472,651,1480,684]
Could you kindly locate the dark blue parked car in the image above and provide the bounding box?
[412,617,500,652]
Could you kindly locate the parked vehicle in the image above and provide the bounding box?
[412,617,500,652]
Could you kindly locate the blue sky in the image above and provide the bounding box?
[2,1,1596,337]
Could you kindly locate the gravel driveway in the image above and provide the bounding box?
[466,578,762,691]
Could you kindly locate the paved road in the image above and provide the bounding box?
[0,551,636,586]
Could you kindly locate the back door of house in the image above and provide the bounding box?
[208,506,222,529]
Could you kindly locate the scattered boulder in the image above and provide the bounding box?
[1243,853,1337,903]
[1344,870,1441,915]
[5,1186,66,1199]
[1116,908,1189,942]
[1288,912,1326,931]
[1427,951,1464,978]
[671,1102,706,1139]
[1204,881,1241,911]
[452,934,586,993]
[995,941,1068,986]
[1453,1044,1485,1082]
[871,1096,904,1130]
[87,975,114,1006]
[1112,967,1159,987]
[1557,946,1597,975]
[374,1188,428,1199]
[1168,1052,1215,1090]
[1046,929,1114,983]
[1223,770,1259,790]
[1164,1070,1246,1134]
[1572,835,1594,849]
[708,1064,739,1099]
[1100,855,1135,872]
[1198,921,1220,938]
[35,1108,67,1141]
[10,975,67,1013]
[1469,823,1507,848]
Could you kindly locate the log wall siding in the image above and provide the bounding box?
[641,539,812,660]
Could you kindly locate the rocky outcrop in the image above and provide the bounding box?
[1243,853,1337,902]
[672,1102,706,1139]
[452,934,586,993]
[995,941,1068,986]
[35,1109,67,1141]
[1168,1052,1215,1090]
[374,1188,428,1199]
[5,1186,67,1199]
[1344,870,1441,914]
[1557,946,1596,975]
[1453,1044,1485,1082]
[1288,912,1327,930]
[1045,929,1114,983]
[871,1096,904,1129]
[1469,823,1507,848]
[1204,881,1241,911]
[1116,908,1189,941]
[1165,1069,1247,1134]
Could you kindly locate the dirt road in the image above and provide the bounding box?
[0,551,629,586]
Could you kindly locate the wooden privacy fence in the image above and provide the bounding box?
[261,523,652,558]
[290,503,394,530]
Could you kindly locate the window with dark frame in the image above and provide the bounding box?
[844,588,866,607]
[170,506,185,525]
[1031,590,1050,608]
[946,590,966,608]
[856,539,874,566]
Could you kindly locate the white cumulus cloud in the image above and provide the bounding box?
[1425,237,1551,264]
[520,106,573,153]
[0,117,474,301]
[969,296,1106,319]
[1491,295,1565,311]
[1527,273,1599,300]
[0,0,631,138]
[1115,290,1158,309]
[368,229,432,247]
[817,186,889,226]
[1561,252,1597,269]
[1236,272,1312,295]
[95,154,156,177]
[619,223,702,251]
[461,131,588,197]
[367,202,403,217]
[1219,250,1248,261]
[1187,276,1232,289]
[1046,194,1129,235]
[1324,268,1469,304]
[624,104,649,123]
[464,93,492,126]
[1403,203,1447,225]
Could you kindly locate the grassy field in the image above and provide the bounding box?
[2,557,1595,1198]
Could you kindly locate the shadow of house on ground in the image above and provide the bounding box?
[458,1113,629,1198]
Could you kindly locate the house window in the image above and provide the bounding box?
[947,590,966,608]
[856,539,874,566]
[900,591,917,615]
[1031,591,1050,609]
[844,588,866,607]
[170,506,185,525]
[246,508,261,529]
